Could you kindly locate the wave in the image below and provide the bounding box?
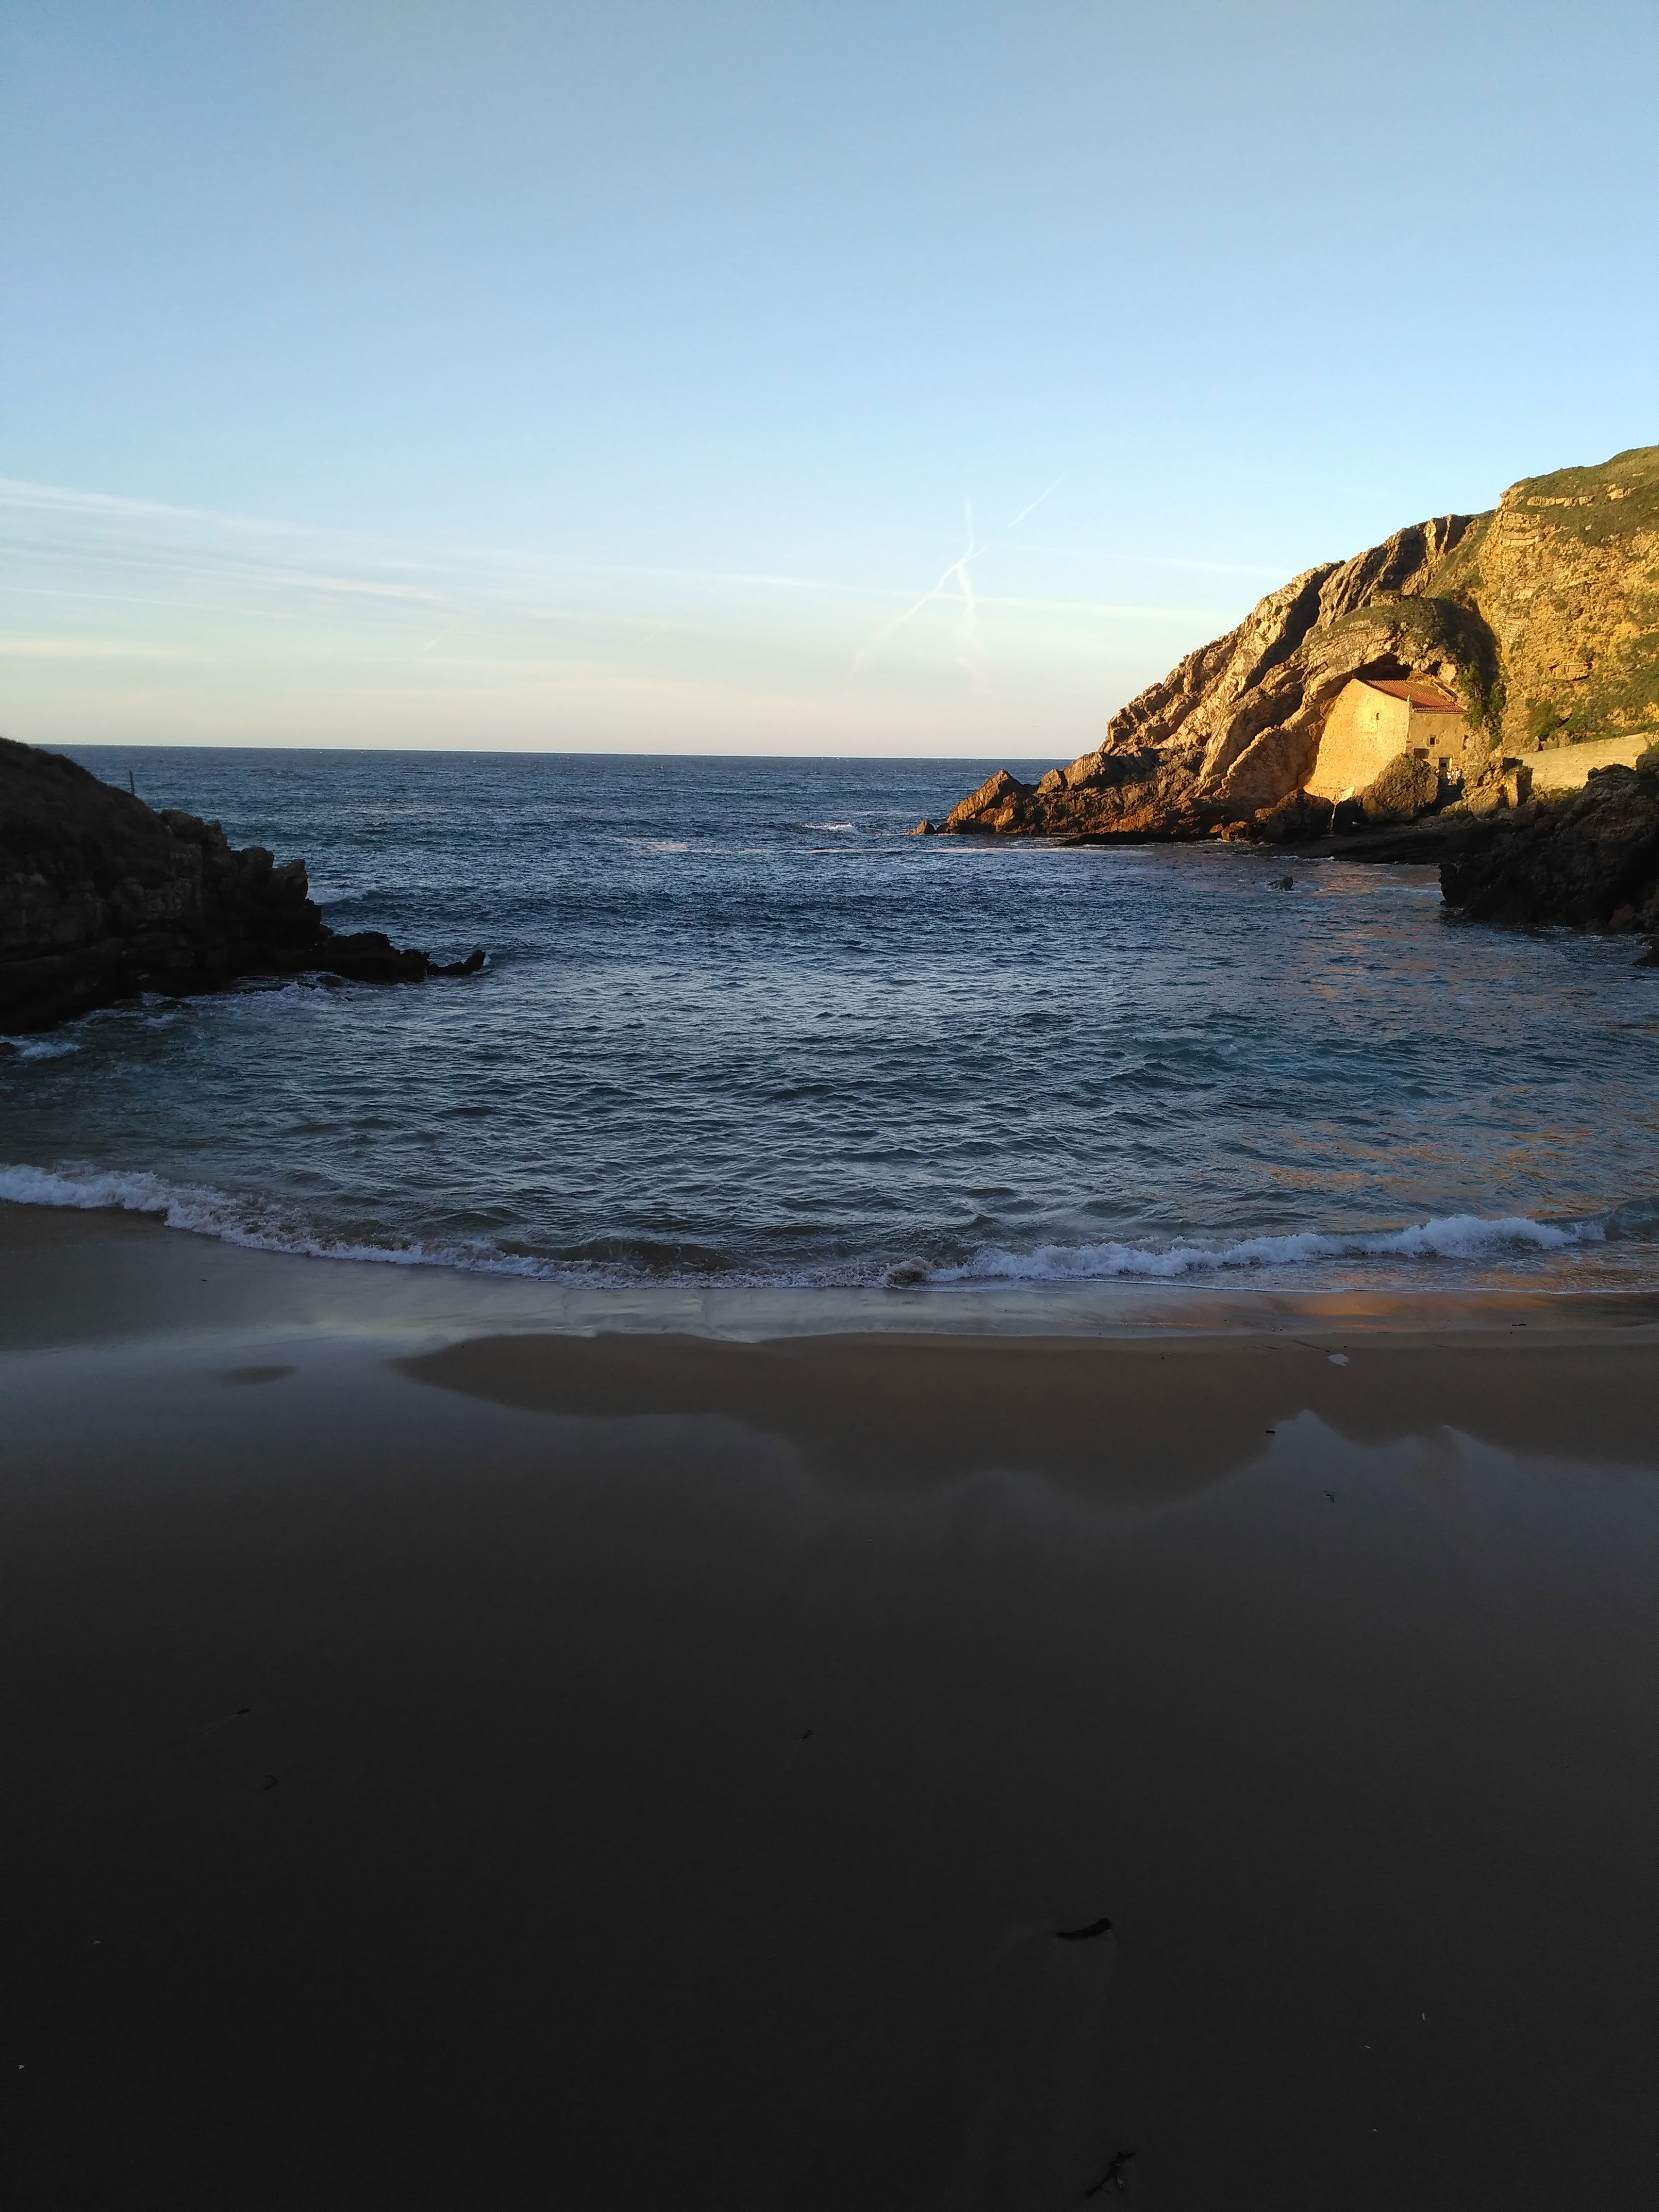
[1,1035,82,1061]
[0,1163,1646,1292]
[0,1161,860,1288]
[0,1163,568,1278]
[3,995,190,1062]
[933,1212,1615,1284]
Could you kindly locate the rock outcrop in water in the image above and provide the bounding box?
[940,444,1659,845]
[1439,757,1659,948]
[1,738,484,1033]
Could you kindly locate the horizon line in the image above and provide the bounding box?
[46,739,1074,761]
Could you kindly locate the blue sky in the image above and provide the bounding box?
[3,0,1655,754]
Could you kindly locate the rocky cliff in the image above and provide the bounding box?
[1,738,483,1033]
[936,444,1659,842]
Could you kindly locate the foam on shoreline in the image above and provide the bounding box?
[936,1211,1612,1283]
[1,1158,1653,1304]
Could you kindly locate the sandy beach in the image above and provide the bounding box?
[5,1200,1659,2206]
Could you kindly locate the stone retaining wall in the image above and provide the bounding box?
[1519,733,1656,791]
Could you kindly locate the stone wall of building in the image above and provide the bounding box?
[1403,706,1479,775]
[1305,680,1480,800]
[1304,683,1412,799]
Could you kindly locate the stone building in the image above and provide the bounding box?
[1305,677,1479,801]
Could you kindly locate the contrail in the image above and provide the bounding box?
[950,496,987,687]
[850,477,1061,685]
[1004,476,1061,531]
[850,497,987,688]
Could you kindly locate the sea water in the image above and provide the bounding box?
[4,748,1657,1294]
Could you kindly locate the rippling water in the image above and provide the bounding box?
[4,748,1658,1292]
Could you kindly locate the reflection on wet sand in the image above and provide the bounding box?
[399,1322,1659,1493]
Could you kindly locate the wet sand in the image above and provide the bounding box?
[4,1202,1659,2206]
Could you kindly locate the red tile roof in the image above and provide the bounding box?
[1362,677,1463,711]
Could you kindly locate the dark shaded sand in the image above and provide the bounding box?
[4,1202,1659,2206]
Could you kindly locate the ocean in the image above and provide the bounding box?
[4,747,1657,1296]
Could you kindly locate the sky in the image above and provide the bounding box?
[3,1,1656,757]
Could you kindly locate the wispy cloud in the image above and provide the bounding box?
[0,636,203,660]
[0,475,1234,640]
[0,472,1255,750]
[0,477,249,525]
[973,594,1221,619]
[1015,539,1285,578]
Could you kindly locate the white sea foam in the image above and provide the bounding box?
[934,1212,1604,1284]
[1,1035,82,1061]
[0,1162,1628,1293]
[0,1162,562,1278]
[0,1157,820,1286]
[3,996,187,1063]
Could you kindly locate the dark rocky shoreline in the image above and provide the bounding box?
[1436,760,1659,949]
[1,738,484,1034]
[1301,762,1659,959]
[934,756,1659,960]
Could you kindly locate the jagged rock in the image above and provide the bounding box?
[939,443,1659,843]
[941,768,1037,834]
[940,517,1488,838]
[1462,756,1534,817]
[1254,790,1336,844]
[319,931,431,985]
[0,738,484,1032]
[1360,752,1441,823]
[1440,758,1659,942]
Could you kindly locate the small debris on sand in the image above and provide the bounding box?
[1085,2148,1135,2195]
[1053,1916,1112,1942]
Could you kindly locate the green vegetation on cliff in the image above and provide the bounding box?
[1498,444,1659,546]
[1427,445,1659,751]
